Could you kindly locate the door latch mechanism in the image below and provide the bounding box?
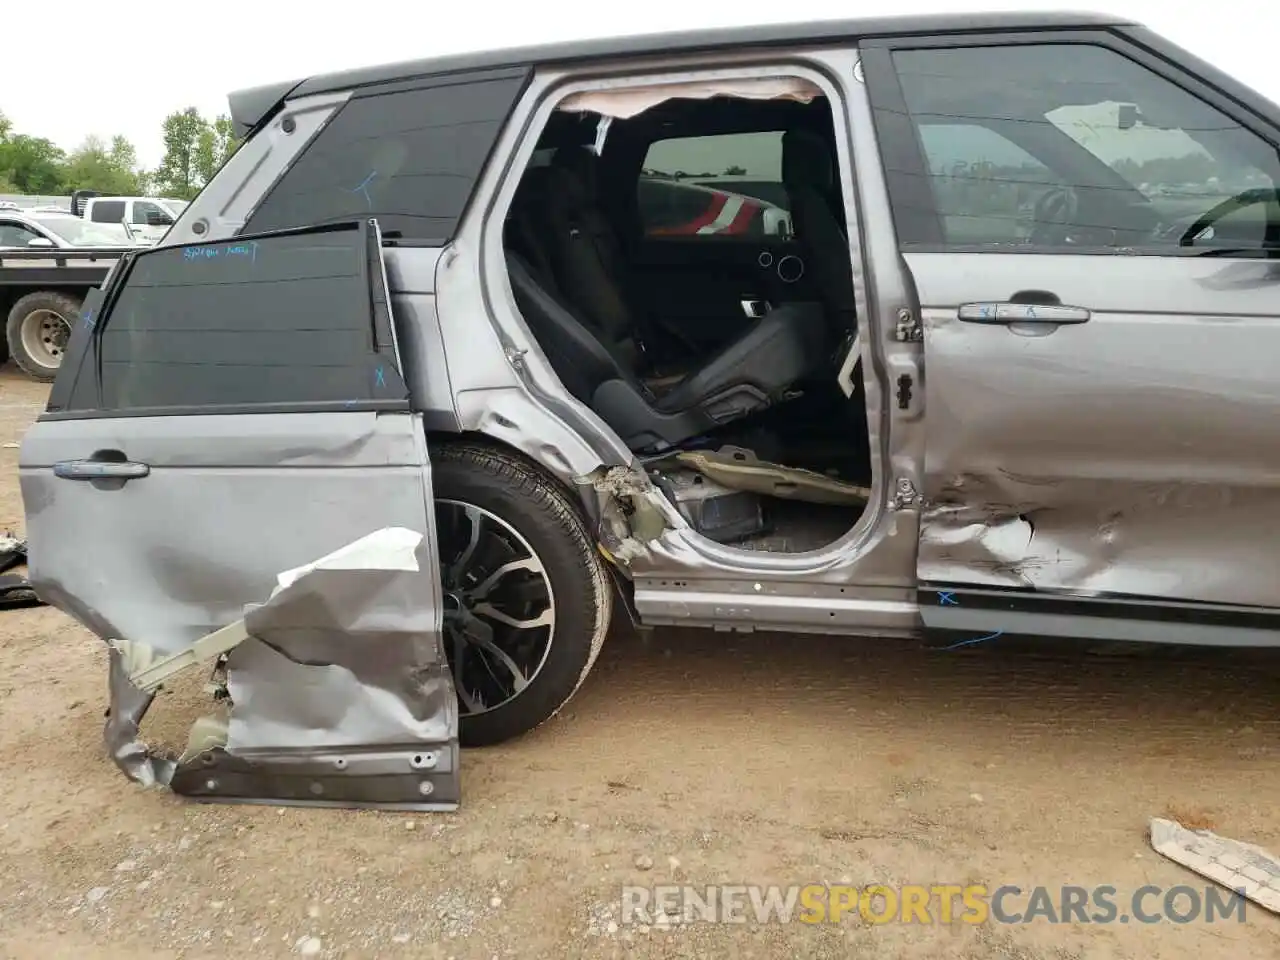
[895,308,922,342]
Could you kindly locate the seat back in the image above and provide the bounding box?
[542,147,638,348]
[781,128,857,321]
[505,253,643,406]
[506,166,558,290]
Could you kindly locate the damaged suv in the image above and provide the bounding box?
[20,11,1280,809]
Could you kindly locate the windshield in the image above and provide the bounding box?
[31,217,135,246]
[159,199,189,216]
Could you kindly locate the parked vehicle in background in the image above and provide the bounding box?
[1,209,137,380]
[638,175,792,236]
[70,192,187,243]
[0,210,140,250]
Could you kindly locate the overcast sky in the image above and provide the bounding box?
[6,0,1277,169]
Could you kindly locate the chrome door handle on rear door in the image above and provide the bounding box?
[53,458,150,481]
[958,302,1091,324]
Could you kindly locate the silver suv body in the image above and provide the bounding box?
[20,11,1280,809]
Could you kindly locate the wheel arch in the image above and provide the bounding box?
[2,285,89,309]
[426,429,600,529]
[425,429,639,620]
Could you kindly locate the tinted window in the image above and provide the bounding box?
[131,200,168,225]
[245,71,528,244]
[916,124,1058,245]
[0,222,43,246]
[888,44,1280,251]
[90,200,126,223]
[66,224,407,412]
[638,132,790,238]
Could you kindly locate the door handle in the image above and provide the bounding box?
[53,458,150,481]
[958,302,1091,324]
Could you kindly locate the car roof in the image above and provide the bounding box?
[227,10,1131,136]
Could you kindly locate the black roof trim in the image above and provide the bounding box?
[228,79,304,139]
[227,11,1130,133]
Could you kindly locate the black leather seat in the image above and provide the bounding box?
[781,128,858,331]
[540,147,658,369]
[507,253,827,452]
[505,165,559,292]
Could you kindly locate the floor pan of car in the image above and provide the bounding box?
[668,445,871,506]
[737,499,864,553]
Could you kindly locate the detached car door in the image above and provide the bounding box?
[19,219,460,806]
[862,30,1280,644]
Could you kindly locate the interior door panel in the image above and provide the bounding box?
[628,237,824,354]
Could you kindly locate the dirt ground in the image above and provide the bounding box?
[1,365,1278,960]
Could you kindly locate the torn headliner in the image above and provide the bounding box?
[557,77,822,119]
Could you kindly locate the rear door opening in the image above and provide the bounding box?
[501,74,874,555]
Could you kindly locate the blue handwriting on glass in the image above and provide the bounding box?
[348,171,378,209]
[183,241,259,264]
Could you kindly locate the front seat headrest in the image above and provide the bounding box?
[782,128,835,192]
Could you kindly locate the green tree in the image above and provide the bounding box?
[62,135,148,195]
[0,133,66,194]
[0,113,13,192]
[154,107,209,199]
[194,114,239,185]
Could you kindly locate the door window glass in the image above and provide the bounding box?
[131,201,166,225]
[65,224,407,412]
[916,124,1059,245]
[638,132,792,237]
[0,222,44,246]
[889,43,1280,251]
[90,200,127,223]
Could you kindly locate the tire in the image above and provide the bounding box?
[5,290,81,382]
[432,441,613,747]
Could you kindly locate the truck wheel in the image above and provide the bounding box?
[432,442,613,747]
[5,291,80,382]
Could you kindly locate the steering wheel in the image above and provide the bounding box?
[1028,186,1080,246]
[1178,187,1280,247]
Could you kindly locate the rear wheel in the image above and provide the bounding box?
[5,291,80,381]
[431,442,613,747]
